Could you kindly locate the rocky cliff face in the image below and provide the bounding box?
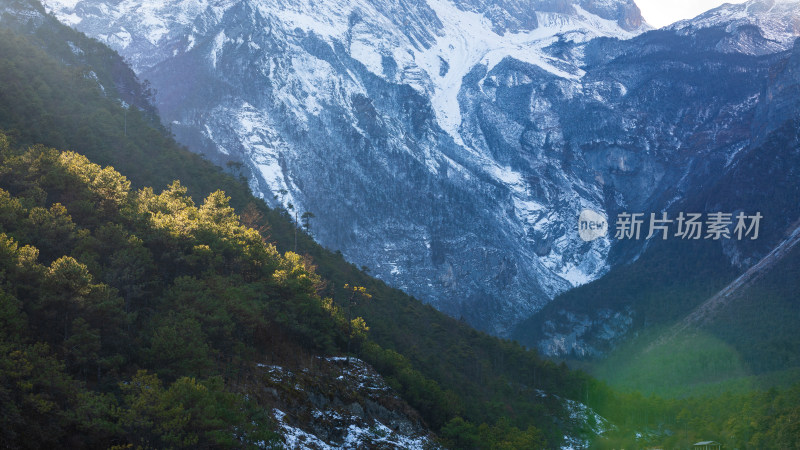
[40,0,800,337]
[513,30,800,358]
[253,357,435,449]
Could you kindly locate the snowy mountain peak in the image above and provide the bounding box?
[446,0,648,34]
[41,0,646,156]
[575,0,647,31]
[669,0,800,55]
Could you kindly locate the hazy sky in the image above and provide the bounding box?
[635,0,749,28]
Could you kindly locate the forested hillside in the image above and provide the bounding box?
[0,7,595,448]
[0,135,286,447]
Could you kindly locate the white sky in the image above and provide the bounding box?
[635,0,749,28]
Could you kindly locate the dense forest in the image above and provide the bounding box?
[0,1,799,448]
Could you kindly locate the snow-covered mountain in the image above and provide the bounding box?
[670,0,800,55]
[513,10,800,358]
[40,0,799,336]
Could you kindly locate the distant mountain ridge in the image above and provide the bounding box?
[670,0,800,55]
[512,29,800,364]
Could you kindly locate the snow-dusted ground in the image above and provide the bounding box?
[560,398,615,449]
[256,358,435,449]
[273,409,431,450]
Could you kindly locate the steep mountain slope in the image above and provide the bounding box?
[41,0,650,335]
[0,130,443,448]
[512,38,800,393]
[41,0,800,338]
[598,112,800,396]
[0,2,624,446]
[592,219,800,397]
